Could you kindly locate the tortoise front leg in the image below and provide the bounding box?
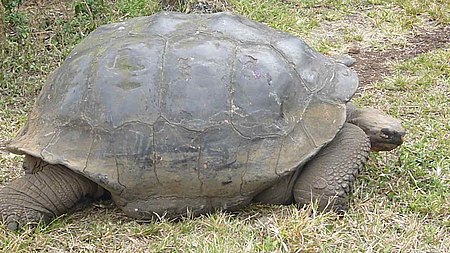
[293,123,370,212]
[0,159,103,231]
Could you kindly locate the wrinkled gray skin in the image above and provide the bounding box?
[0,12,405,231]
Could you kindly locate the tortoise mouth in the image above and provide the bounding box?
[382,127,405,142]
[370,128,405,151]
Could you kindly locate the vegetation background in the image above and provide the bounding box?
[0,0,449,252]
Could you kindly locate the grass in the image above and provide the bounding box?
[357,49,450,218]
[1,0,449,252]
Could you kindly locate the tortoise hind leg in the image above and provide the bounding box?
[293,123,370,212]
[0,160,103,231]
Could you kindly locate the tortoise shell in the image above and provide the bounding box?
[8,12,358,217]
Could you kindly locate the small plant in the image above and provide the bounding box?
[1,0,23,12]
[1,0,29,44]
[73,0,106,17]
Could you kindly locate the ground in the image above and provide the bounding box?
[352,25,450,85]
[0,0,449,252]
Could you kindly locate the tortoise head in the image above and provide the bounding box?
[348,108,405,151]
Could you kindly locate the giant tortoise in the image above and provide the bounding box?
[0,12,405,231]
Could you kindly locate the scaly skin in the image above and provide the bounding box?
[293,123,371,212]
[0,160,102,231]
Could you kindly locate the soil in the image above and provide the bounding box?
[350,25,450,86]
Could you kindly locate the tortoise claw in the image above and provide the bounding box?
[6,220,19,232]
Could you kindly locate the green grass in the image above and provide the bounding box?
[356,48,450,221]
[1,0,449,252]
[358,49,450,218]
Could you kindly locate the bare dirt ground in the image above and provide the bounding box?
[351,25,450,86]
